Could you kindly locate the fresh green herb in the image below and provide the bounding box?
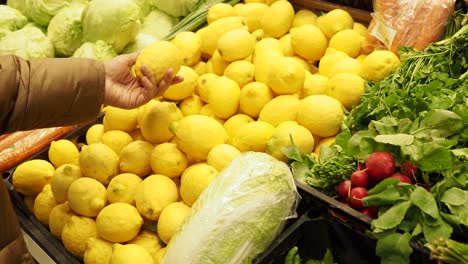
[284,247,334,264]
[425,237,468,264]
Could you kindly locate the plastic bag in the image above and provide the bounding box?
[363,0,457,55]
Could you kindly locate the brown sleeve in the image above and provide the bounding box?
[0,55,105,134]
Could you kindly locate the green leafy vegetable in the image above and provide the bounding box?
[425,237,468,264]
[376,232,413,264]
[0,26,55,59]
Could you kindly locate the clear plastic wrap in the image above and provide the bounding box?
[363,0,457,55]
[163,152,300,264]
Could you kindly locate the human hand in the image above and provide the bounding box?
[103,53,183,109]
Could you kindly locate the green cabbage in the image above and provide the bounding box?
[140,8,179,39]
[164,152,300,264]
[0,29,11,39]
[82,0,141,53]
[122,33,158,54]
[72,40,117,62]
[7,0,73,26]
[134,0,151,17]
[150,0,201,17]
[0,5,28,31]
[47,3,86,57]
[0,26,55,59]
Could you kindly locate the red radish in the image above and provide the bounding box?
[337,180,351,199]
[350,187,368,209]
[389,173,412,184]
[359,208,376,219]
[351,170,369,188]
[400,161,418,177]
[367,206,379,217]
[357,162,366,171]
[365,152,396,181]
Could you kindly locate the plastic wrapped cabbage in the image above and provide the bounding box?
[140,8,180,40]
[82,0,141,53]
[164,152,300,264]
[0,29,11,39]
[0,5,28,31]
[150,0,200,17]
[122,33,158,54]
[7,0,73,26]
[134,0,151,17]
[47,3,86,57]
[0,26,55,59]
[72,41,117,62]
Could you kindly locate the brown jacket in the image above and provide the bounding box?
[0,55,105,263]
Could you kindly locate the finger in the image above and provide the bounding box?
[172,75,184,85]
[140,76,155,92]
[141,65,155,84]
[125,53,139,67]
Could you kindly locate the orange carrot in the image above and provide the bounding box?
[0,130,37,153]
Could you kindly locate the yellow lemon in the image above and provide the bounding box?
[297,95,345,137]
[135,174,179,220]
[68,177,107,217]
[84,238,113,264]
[253,49,283,84]
[191,60,207,76]
[210,49,230,75]
[267,57,305,95]
[318,50,349,77]
[231,121,275,152]
[239,81,274,119]
[314,136,336,155]
[180,163,218,206]
[119,140,154,177]
[200,16,248,55]
[61,216,97,259]
[140,101,184,144]
[316,9,354,38]
[223,60,255,88]
[198,104,226,125]
[206,144,242,171]
[207,76,241,119]
[101,130,133,155]
[278,34,294,57]
[266,121,315,162]
[79,143,119,185]
[24,195,35,214]
[48,139,79,168]
[290,24,328,61]
[157,202,191,244]
[34,184,58,227]
[292,9,318,27]
[235,2,268,32]
[109,244,153,264]
[96,203,143,243]
[261,0,294,38]
[353,22,368,38]
[223,114,255,140]
[258,95,300,126]
[218,28,255,62]
[179,94,204,116]
[328,57,362,77]
[150,143,188,179]
[107,173,143,205]
[154,248,166,264]
[86,124,105,145]
[254,37,283,56]
[12,159,54,196]
[172,31,202,66]
[356,54,367,63]
[50,164,82,203]
[102,107,138,133]
[360,50,400,82]
[329,29,364,57]
[251,28,265,44]
[326,73,365,110]
[128,230,162,263]
[129,129,145,141]
[49,202,76,239]
[196,73,219,103]
[303,74,328,97]
[163,66,199,101]
[207,3,237,24]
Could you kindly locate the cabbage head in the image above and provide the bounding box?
[0,26,55,59]
[0,29,11,39]
[122,33,158,54]
[82,0,141,53]
[140,8,179,40]
[150,0,201,17]
[0,5,28,31]
[47,3,86,57]
[7,0,73,26]
[72,41,117,62]
[134,0,151,17]
[164,152,300,264]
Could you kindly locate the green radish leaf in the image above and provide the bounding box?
[372,201,411,230]
[410,186,439,219]
[376,232,413,264]
[367,178,400,195]
[374,134,414,146]
[446,204,468,225]
[363,185,402,206]
[421,213,453,242]
[440,187,467,206]
[419,109,463,137]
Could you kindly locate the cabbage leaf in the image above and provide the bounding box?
[0,26,55,59]
[72,40,117,61]
[0,5,28,31]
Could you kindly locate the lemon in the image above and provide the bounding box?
[163,66,199,101]
[24,195,35,214]
[157,202,191,244]
[96,203,143,243]
[119,140,154,177]
[33,184,58,226]
[290,24,328,61]
[154,248,166,264]
[266,121,315,162]
[135,41,183,84]
[278,34,295,57]
[356,54,367,63]
[251,29,265,44]
[101,130,133,155]
[207,3,237,24]
[254,37,283,56]
[49,202,76,239]
[50,164,82,203]
[259,95,300,126]
[191,61,207,76]
[360,50,400,82]
[200,16,248,55]
[231,121,275,152]
[223,114,255,140]
[330,57,362,77]
[303,74,328,97]
[207,144,242,171]
[102,107,138,133]
[235,3,268,32]
[353,22,368,38]
[128,230,162,263]
[207,76,241,119]
[79,143,119,185]
[109,244,153,264]
[86,124,105,145]
[218,28,255,62]
[253,49,283,84]
[267,57,305,95]
[297,95,345,137]
[107,173,143,205]
[61,216,97,259]
[329,29,364,58]
[261,0,294,38]
[12,159,55,196]
[84,238,113,264]
[150,143,188,179]
[172,31,202,66]
[292,9,318,27]
[180,163,218,206]
[130,129,145,141]
[199,104,226,125]
[314,136,336,155]
[316,9,354,38]
[197,73,219,103]
[326,73,365,110]
[179,94,204,116]
[239,81,274,118]
[48,139,79,168]
[223,60,255,88]
[67,177,107,217]
[318,50,349,77]
[170,115,229,161]
[140,101,184,144]
[210,49,230,75]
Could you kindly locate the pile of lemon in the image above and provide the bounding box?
[11,1,401,263]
